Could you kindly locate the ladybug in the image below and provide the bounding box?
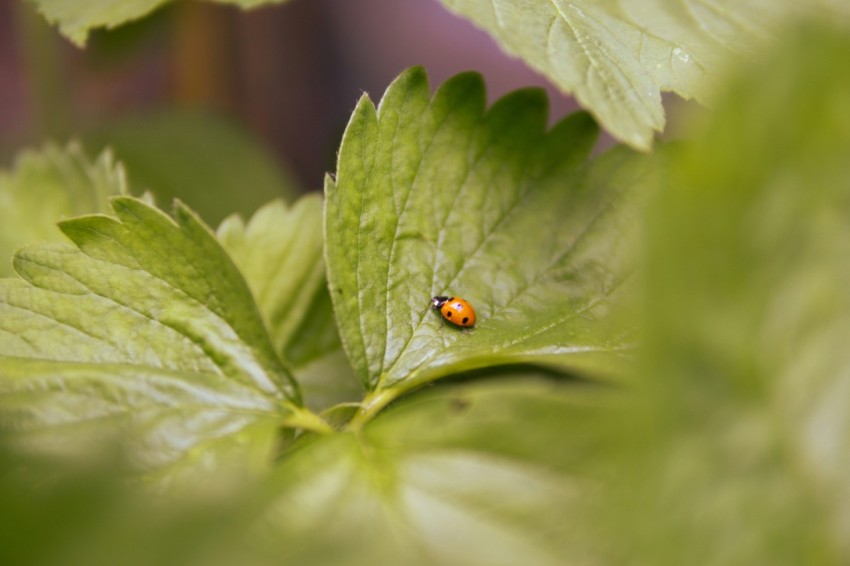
[431,295,476,328]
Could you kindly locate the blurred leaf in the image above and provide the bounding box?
[0,142,126,276]
[0,197,308,477]
[0,437,274,566]
[28,0,293,46]
[326,68,646,412]
[438,0,850,150]
[218,196,324,358]
[292,349,362,416]
[218,196,361,412]
[263,374,611,564]
[283,284,343,369]
[283,284,362,414]
[621,21,850,564]
[86,111,300,225]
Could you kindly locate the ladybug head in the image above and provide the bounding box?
[431,296,449,310]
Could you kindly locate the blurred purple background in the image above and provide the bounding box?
[0,0,585,190]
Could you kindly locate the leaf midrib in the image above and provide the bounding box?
[380,120,531,387]
[379,84,445,381]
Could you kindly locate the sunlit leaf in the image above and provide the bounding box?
[438,0,850,149]
[326,68,646,411]
[0,197,307,476]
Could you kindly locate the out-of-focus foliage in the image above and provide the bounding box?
[263,374,612,565]
[27,0,850,152]
[600,21,850,564]
[326,67,646,416]
[439,0,850,150]
[0,437,275,566]
[86,111,301,226]
[1,13,849,565]
[27,0,292,46]
[0,142,126,276]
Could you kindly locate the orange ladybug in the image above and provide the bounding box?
[431,295,476,328]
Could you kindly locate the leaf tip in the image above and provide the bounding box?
[393,65,429,89]
[437,70,486,101]
[108,194,142,214]
[486,86,549,131]
[545,110,600,157]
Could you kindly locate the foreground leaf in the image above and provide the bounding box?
[438,0,849,150]
[0,197,309,476]
[0,435,275,566]
[0,142,126,276]
[326,68,646,417]
[619,21,850,564]
[264,375,610,564]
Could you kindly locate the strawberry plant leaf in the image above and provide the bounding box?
[264,374,610,564]
[218,195,325,359]
[218,196,361,412]
[28,0,293,46]
[0,196,315,475]
[0,436,277,565]
[608,22,850,564]
[0,142,126,276]
[438,0,849,150]
[326,67,646,415]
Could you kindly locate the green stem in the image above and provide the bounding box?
[346,387,402,431]
[283,404,334,435]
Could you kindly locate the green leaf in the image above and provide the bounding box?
[218,195,362,412]
[0,197,309,475]
[615,22,850,564]
[0,436,276,565]
[0,142,126,276]
[264,374,610,564]
[86,110,301,225]
[218,195,325,358]
[29,0,292,46]
[326,68,645,411]
[437,0,850,150]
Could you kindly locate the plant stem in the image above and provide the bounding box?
[346,388,401,431]
[283,405,334,435]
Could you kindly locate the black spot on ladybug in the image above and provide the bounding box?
[462,317,469,324]
[446,311,452,317]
